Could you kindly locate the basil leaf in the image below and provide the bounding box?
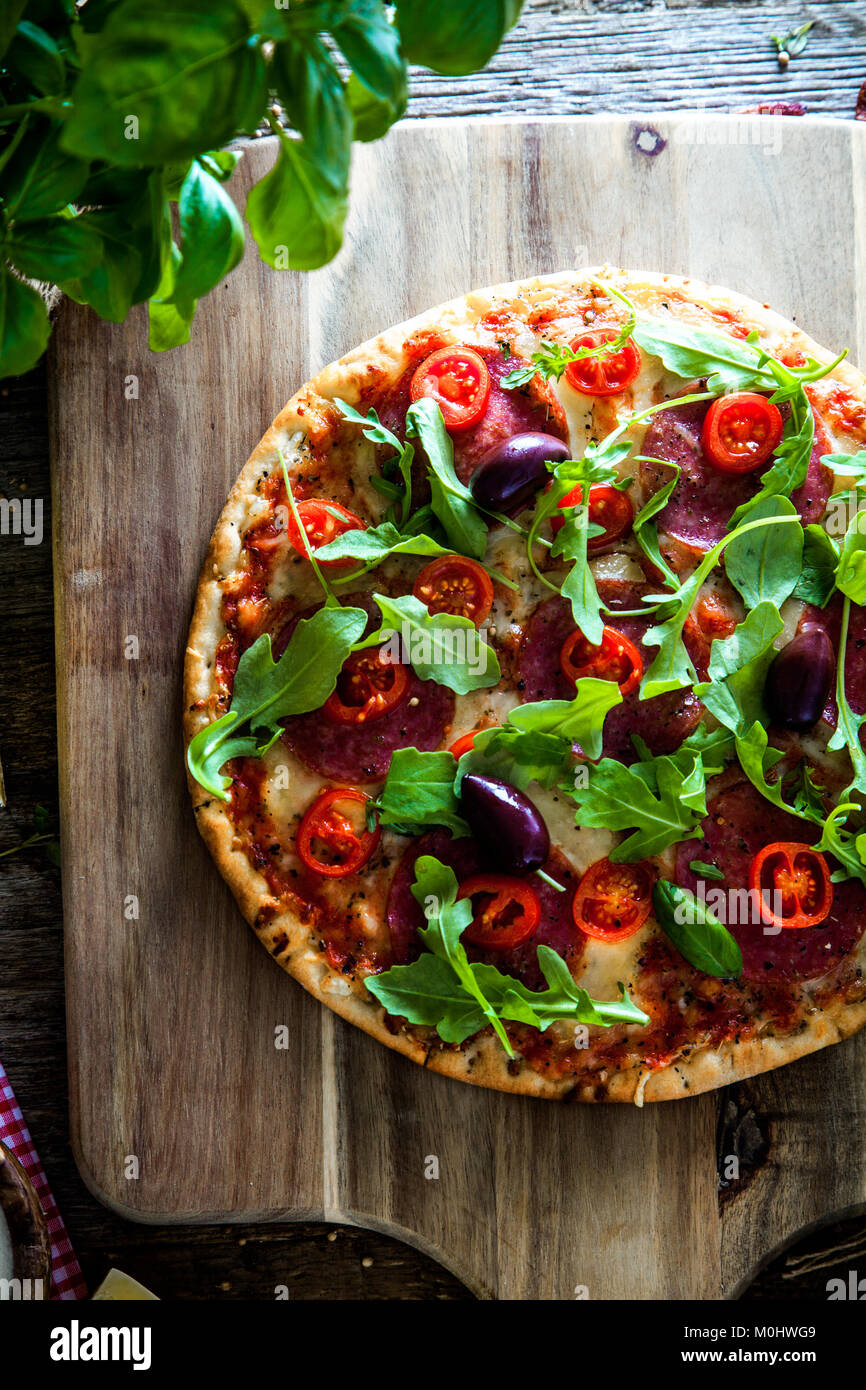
[61,205,145,321]
[376,748,469,837]
[365,854,648,1052]
[397,0,525,77]
[827,595,866,799]
[724,495,803,608]
[652,880,743,979]
[0,262,51,377]
[6,20,65,96]
[62,1,268,166]
[371,592,500,693]
[246,122,348,272]
[793,525,839,606]
[694,601,783,735]
[331,0,406,110]
[0,123,89,219]
[457,681,622,791]
[825,450,866,492]
[405,398,487,560]
[187,604,367,798]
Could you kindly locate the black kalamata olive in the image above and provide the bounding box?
[460,773,551,874]
[765,627,835,731]
[469,432,570,515]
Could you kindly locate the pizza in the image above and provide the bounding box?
[184,267,866,1102]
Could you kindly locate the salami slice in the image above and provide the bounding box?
[675,780,866,981]
[386,829,582,987]
[517,591,702,760]
[276,593,455,782]
[641,400,832,548]
[375,345,567,487]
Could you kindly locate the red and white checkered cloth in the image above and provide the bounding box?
[0,1059,87,1299]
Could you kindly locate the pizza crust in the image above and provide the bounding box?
[184,266,866,1102]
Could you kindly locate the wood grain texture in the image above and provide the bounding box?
[400,0,866,120]
[49,113,866,1300]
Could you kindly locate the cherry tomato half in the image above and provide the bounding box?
[286,500,366,566]
[749,842,834,930]
[297,787,380,878]
[550,482,635,551]
[564,329,642,396]
[560,626,643,696]
[413,554,494,627]
[458,873,541,949]
[323,648,409,725]
[572,857,655,943]
[410,347,491,431]
[701,393,784,473]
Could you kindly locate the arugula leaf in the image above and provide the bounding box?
[793,525,839,606]
[370,592,500,693]
[456,681,623,791]
[771,21,814,58]
[824,450,866,492]
[652,881,743,979]
[246,120,348,273]
[732,385,814,525]
[694,601,783,735]
[834,508,866,604]
[827,595,866,799]
[633,321,775,395]
[734,721,791,813]
[315,521,451,566]
[816,803,866,886]
[405,398,487,559]
[724,496,803,608]
[0,265,50,377]
[503,283,637,390]
[570,751,707,862]
[688,860,725,881]
[187,604,367,798]
[375,748,469,837]
[365,854,649,1054]
[640,511,801,697]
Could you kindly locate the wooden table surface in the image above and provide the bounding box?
[1,0,865,1302]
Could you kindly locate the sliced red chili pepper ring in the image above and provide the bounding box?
[701,392,784,474]
[323,648,409,725]
[413,554,494,627]
[564,329,642,396]
[457,873,541,949]
[560,625,643,696]
[285,500,366,566]
[409,347,492,431]
[572,857,654,943]
[749,842,834,929]
[297,787,380,878]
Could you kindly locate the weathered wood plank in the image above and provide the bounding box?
[398,0,866,120]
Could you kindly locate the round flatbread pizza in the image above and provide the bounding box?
[184,266,866,1102]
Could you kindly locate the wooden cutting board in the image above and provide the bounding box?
[50,115,866,1300]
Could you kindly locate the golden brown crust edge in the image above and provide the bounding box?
[183,266,866,1102]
